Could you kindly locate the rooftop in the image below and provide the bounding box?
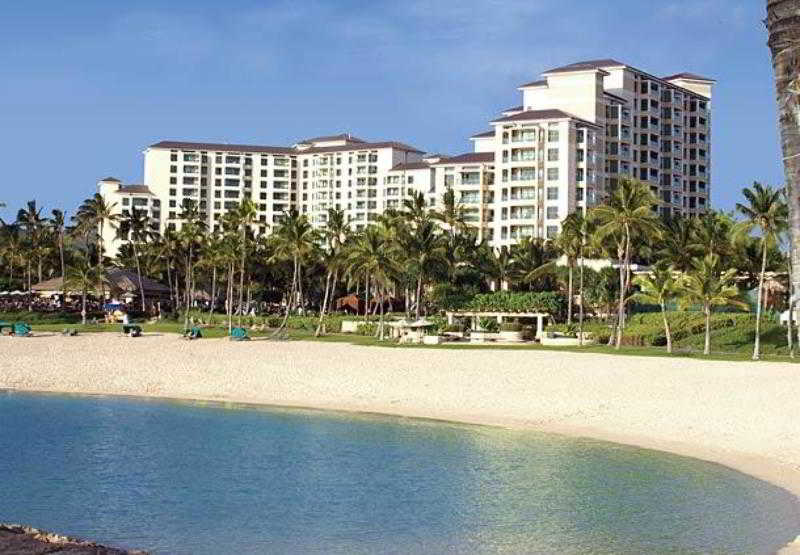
[543,58,625,74]
[390,161,433,171]
[518,79,547,88]
[470,130,495,139]
[100,176,121,183]
[436,152,494,165]
[118,185,154,195]
[149,139,423,155]
[662,72,716,83]
[297,133,365,144]
[491,109,599,127]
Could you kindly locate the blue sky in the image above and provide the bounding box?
[0,0,778,221]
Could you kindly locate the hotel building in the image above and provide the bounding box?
[100,59,713,255]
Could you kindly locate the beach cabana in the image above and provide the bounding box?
[389,318,436,344]
[32,269,170,303]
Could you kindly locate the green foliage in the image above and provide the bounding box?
[464,291,566,315]
[478,317,500,333]
[428,283,479,312]
[499,322,521,332]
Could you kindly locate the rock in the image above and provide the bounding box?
[0,523,146,554]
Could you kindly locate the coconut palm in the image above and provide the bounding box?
[64,257,108,325]
[434,189,468,239]
[270,209,319,330]
[591,178,662,349]
[345,226,397,339]
[75,193,119,303]
[177,202,206,329]
[556,213,585,324]
[396,219,448,319]
[766,1,800,302]
[316,208,350,336]
[230,199,258,326]
[657,215,698,272]
[679,255,748,356]
[632,264,680,353]
[692,211,735,263]
[403,191,432,227]
[117,207,155,311]
[735,182,789,360]
[16,201,45,301]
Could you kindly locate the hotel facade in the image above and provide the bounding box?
[100,59,713,255]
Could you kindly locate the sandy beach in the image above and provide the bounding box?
[3,332,800,550]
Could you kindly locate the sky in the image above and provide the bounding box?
[0,0,780,221]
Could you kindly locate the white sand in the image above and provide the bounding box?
[3,332,800,550]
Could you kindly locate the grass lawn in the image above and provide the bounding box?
[5,312,798,363]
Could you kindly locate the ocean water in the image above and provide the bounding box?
[0,391,797,554]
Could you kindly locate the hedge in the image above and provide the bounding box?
[463,291,566,314]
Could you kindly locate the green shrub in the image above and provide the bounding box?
[357,322,378,336]
[465,291,566,315]
[443,323,467,333]
[479,318,500,333]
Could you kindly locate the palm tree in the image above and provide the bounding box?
[16,201,45,302]
[64,257,107,325]
[270,209,319,331]
[556,213,585,324]
[766,1,800,304]
[231,199,258,326]
[345,226,397,338]
[397,219,448,319]
[75,193,119,302]
[679,255,748,356]
[434,189,468,239]
[117,208,154,311]
[658,215,698,272]
[591,178,661,349]
[403,191,432,227]
[177,202,206,329]
[735,182,789,360]
[316,208,349,336]
[692,211,735,263]
[50,209,67,299]
[632,264,680,353]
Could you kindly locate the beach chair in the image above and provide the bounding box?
[61,328,78,336]
[121,324,142,337]
[0,321,13,335]
[12,323,32,337]
[230,327,250,341]
[182,327,203,340]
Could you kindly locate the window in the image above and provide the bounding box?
[169,188,176,196]
[546,225,558,239]
[548,130,559,142]
[122,198,130,205]
[546,187,558,200]
[576,188,584,201]
[547,168,559,181]
[408,176,414,184]
[547,148,559,161]
[170,165,177,173]
[170,177,177,185]
[576,130,585,144]
[546,206,558,220]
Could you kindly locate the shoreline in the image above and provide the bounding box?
[4,333,800,552]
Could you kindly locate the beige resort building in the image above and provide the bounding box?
[100,59,712,256]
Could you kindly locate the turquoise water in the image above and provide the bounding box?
[0,392,798,554]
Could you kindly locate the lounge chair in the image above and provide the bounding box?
[121,324,142,337]
[182,327,203,340]
[230,327,250,341]
[0,321,13,335]
[61,328,78,336]
[12,323,32,337]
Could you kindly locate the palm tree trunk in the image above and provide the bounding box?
[567,263,574,325]
[766,1,800,311]
[227,263,234,333]
[704,304,711,356]
[788,257,795,358]
[273,256,298,335]
[578,249,585,346]
[753,241,768,360]
[27,260,32,311]
[209,266,217,316]
[316,271,332,337]
[165,263,174,311]
[238,228,246,327]
[59,235,66,300]
[415,275,423,320]
[615,244,625,349]
[133,241,146,312]
[183,246,192,330]
[81,288,87,325]
[379,284,386,340]
[661,301,673,354]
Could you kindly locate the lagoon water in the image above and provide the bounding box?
[0,391,797,554]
